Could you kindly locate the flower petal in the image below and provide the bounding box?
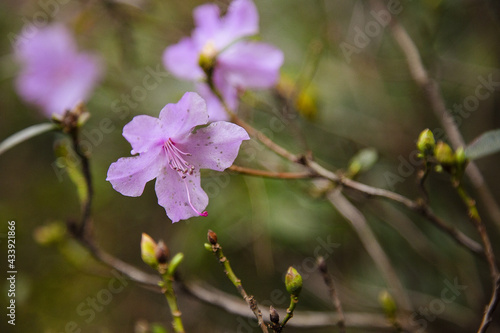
[15,24,76,63]
[218,0,258,48]
[159,92,209,139]
[155,168,208,223]
[106,147,163,197]
[14,24,103,117]
[193,4,221,42]
[196,81,238,122]
[218,41,283,88]
[163,37,204,81]
[123,115,162,154]
[180,121,249,171]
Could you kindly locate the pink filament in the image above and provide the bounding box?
[163,139,194,178]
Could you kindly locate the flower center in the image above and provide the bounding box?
[163,138,194,179]
[200,40,217,59]
[199,40,218,75]
[163,139,208,217]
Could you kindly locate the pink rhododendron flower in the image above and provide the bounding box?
[106,92,249,223]
[14,24,103,117]
[163,0,283,121]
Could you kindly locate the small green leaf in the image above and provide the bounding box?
[347,148,378,177]
[0,123,58,156]
[465,129,500,160]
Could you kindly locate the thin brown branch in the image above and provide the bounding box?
[71,233,395,330]
[208,233,268,333]
[232,116,301,163]
[478,277,500,333]
[182,281,392,329]
[229,164,315,179]
[317,257,346,333]
[455,184,500,333]
[327,189,413,317]
[380,9,500,331]
[380,0,500,233]
[305,158,484,255]
[207,60,484,259]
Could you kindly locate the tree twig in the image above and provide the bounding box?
[379,0,500,233]
[317,257,346,333]
[455,184,500,333]
[327,188,413,318]
[229,164,315,179]
[207,230,268,333]
[305,158,484,256]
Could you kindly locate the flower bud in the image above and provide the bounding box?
[141,233,158,268]
[155,240,169,264]
[317,256,327,274]
[285,266,303,297]
[207,229,218,245]
[434,141,455,166]
[33,222,66,246]
[295,87,317,120]
[379,290,397,319]
[417,129,435,157]
[269,305,280,324]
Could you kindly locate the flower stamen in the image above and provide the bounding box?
[164,139,195,179]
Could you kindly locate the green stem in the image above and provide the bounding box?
[210,242,268,333]
[69,127,93,237]
[160,275,185,333]
[455,183,500,333]
[418,160,431,203]
[279,295,298,331]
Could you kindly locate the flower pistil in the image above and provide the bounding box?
[163,138,194,179]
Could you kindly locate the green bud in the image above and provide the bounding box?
[379,290,397,319]
[434,141,455,166]
[167,253,184,276]
[417,129,435,158]
[347,148,378,177]
[33,222,66,246]
[295,87,318,120]
[204,243,213,252]
[141,233,158,268]
[285,266,303,297]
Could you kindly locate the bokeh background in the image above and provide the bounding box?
[1,0,500,332]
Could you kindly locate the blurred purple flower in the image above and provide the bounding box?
[163,0,283,121]
[106,92,249,223]
[14,24,103,117]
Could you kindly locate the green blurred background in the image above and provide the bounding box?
[1,0,500,332]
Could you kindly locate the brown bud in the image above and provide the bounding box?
[317,256,327,274]
[155,240,169,264]
[207,229,218,245]
[269,305,279,324]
